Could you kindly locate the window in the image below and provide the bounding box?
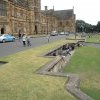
[14,23,17,33]
[0,0,7,16]
[14,8,17,17]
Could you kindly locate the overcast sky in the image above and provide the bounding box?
[41,0,100,25]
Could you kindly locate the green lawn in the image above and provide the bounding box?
[86,34,100,43]
[64,46,100,100]
[0,40,76,100]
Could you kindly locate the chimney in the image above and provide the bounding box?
[45,6,48,11]
[53,6,54,11]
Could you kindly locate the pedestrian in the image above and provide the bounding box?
[66,48,71,55]
[18,30,21,40]
[47,34,50,43]
[22,34,27,46]
[66,45,71,55]
[27,36,31,46]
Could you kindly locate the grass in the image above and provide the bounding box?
[0,39,76,100]
[64,46,100,100]
[86,34,100,43]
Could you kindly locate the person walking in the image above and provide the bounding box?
[27,36,31,46]
[22,34,27,46]
[47,34,50,43]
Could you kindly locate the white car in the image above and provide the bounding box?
[50,31,58,36]
[59,32,65,35]
[59,32,69,35]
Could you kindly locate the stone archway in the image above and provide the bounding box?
[34,25,38,34]
[1,28,5,34]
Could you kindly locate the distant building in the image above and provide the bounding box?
[0,0,75,35]
[41,6,76,34]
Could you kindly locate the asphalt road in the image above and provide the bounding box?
[0,35,67,57]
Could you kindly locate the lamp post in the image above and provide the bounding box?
[46,12,48,34]
[45,6,48,34]
[46,15,48,34]
[74,23,76,40]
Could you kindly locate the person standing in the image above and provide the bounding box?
[47,34,50,43]
[22,34,27,46]
[18,30,21,40]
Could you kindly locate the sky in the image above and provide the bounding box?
[41,0,100,25]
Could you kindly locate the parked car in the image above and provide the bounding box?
[64,32,69,35]
[59,32,69,35]
[50,31,58,36]
[0,34,15,43]
[59,32,65,35]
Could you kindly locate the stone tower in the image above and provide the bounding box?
[28,0,41,34]
[34,0,41,34]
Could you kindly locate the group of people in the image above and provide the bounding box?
[18,32,31,47]
[62,44,75,56]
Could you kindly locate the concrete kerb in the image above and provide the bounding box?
[85,42,100,44]
[66,75,93,100]
[36,49,93,100]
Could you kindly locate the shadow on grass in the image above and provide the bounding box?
[0,61,8,66]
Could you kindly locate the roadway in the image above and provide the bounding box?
[0,35,67,57]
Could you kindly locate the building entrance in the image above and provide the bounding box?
[1,28,4,34]
[34,25,38,34]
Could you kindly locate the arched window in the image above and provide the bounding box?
[0,0,7,16]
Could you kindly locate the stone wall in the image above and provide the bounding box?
[36,43,93,100]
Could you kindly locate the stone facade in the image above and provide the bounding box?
[0,0,41,35]
[0,0,75,35]
[41,7,76,34]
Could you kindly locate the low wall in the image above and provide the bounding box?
[36,43,93,100]
[47,56,66,72]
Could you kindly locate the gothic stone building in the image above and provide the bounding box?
[0,0,41,35]
[0,0,75,35]
[41,6,76,34]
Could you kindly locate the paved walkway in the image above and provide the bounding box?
[84,42,100,48]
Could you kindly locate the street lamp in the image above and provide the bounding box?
[46,13,49,34]
[45,6,48,34]
[46,15,48,34]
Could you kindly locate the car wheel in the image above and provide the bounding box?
[2,39,6,43]
[12,38,15,42]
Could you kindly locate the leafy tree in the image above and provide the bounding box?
[76,20,96,33]
[96,21,100,32]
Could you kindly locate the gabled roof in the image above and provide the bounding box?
[41,9,74,20]
[54,9,73,20]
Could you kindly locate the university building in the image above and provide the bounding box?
[41,6,76,34]
[0,0,75,35]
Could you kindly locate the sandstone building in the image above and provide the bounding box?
[0,0,75,35]
[0,0,41,35]
[41,6,75,34]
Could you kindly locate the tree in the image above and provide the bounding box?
[96,21,100,32]
[76,20,95,33]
